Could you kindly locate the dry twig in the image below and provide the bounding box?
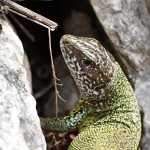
[0,0,58,30]
[48,29,66,117]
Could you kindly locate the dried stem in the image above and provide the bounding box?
[48,29,58,117]
[0,0,58,30]
[48,29,66,117]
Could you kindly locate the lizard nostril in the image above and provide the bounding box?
[64,40,69,45]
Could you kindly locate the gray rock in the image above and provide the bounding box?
[90,0,150,149]
[0,17,46,150]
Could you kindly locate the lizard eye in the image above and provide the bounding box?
[82,59,92,67]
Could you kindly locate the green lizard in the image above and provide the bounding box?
[40,34,141,149]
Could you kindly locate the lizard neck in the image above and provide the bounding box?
[80,63,137,111]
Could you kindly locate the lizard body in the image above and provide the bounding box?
[40,34,141,149]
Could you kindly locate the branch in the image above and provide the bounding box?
[0,0,58,31]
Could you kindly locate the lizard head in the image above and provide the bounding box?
[60,34,116,100]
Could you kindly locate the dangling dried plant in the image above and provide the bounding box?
[48,29,66,117]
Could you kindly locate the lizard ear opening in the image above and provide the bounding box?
[94,84,106,91]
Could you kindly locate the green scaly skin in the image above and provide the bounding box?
[40,34,141,149]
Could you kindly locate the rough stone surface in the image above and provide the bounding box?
[0,17,46,150]
[90,0,150,149]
